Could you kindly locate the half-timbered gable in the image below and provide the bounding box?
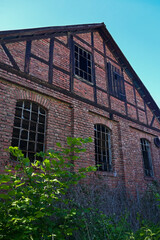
[0,23,159,193]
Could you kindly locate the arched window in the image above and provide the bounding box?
[140,138,153,177]
[94,124,112,171]
[11,100,46,161]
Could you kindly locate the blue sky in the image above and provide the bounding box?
[1,0,160,107]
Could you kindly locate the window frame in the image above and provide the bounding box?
[107,62,126,101]
[140,138,154,177]
[11,100,47,162]
[94,124,112,172]
[74,43,93,83]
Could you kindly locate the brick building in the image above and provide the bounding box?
[0,23,160,192]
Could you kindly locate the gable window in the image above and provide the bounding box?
[74,44,92,82]
[11,100,46,162]
[94,124,112,171]
[140,138,153,177]
[107,62,126,100]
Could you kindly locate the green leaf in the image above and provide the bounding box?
[0,193,9,199]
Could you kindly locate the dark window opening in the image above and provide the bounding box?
[94,124,112,172]
[11,101,46,162]
[107,62,126,101]
[140,139,153,177]
[74,44,92,82]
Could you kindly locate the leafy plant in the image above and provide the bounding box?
[0,137,96,240]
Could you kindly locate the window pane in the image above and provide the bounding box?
[12,100,46,162]
[74,45,92,82]
[28,142,35,152]
[31,112,38,122]
[12,138,19,147]
[108,63,126,101]
[23,110,30,120]
[21,130,28,140]
[20,140,27,150]
[29,132,36,141]
[14,117,21,128]
[16,108,22,117]
[24,101,30,110]
[38,124,45,133]
[30,122,37,132]
[140,139,153,177]
[22,120,29,130]
[94,124,112,172]
[13,128,20,138]
[32,103,38,113]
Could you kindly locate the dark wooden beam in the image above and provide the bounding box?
[103,39,111,108]
[133,85,139,121]
[74,34,122,68]
[91,32,97,103]
[144,100,148,125]
[121,68,128,116]
[68,33,74,92]
[0,32,68,45]
[24,40,31,73]
[1,43,20,70]
[30,53,48,65]
[0,61,160,133]
[30,52,70,76]
[48,38,54,84]
[150,115,155,127]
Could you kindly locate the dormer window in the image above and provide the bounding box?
[74,45,92,82]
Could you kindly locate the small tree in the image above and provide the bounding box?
[0,137,95,240]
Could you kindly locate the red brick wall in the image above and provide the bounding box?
[0,29,159,194]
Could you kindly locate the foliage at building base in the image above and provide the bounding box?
[0,137,160,239]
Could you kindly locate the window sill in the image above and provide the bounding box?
[110,93,126,102]
[74,75,93,86]
[95,171,117,177]
[144,176,155,181]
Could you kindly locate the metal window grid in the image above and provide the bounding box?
[11,100,46,162]
[140,138,153,177]
[74,44,92,82]
[94,124,112,171]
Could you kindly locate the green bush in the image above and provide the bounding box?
[0,137,96,240]
[0,136,160,239]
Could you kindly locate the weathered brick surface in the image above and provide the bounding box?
[97,90,109,107]
[95,66,106,89]
[53,41,70,72]
[110,96,126,115]
[76,33,91,44]
[30,58,48,82]
[125,82,135,105]
[55,35,68,45]
[0,28,159,194]
[7,42,26,71]
[94,51,105,68]
[73,36,91,52]
[136,89,145,110]
[73,78,94,101]
[127,104,137,119]
[31,39,50,62]
[0,45,12,66]
[93,32,104,53]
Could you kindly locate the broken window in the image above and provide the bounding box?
[140,138,153,177]
[107,62,126,100]
[11,100,46,162]
[94,124,112,171]
[74,44,92,82]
